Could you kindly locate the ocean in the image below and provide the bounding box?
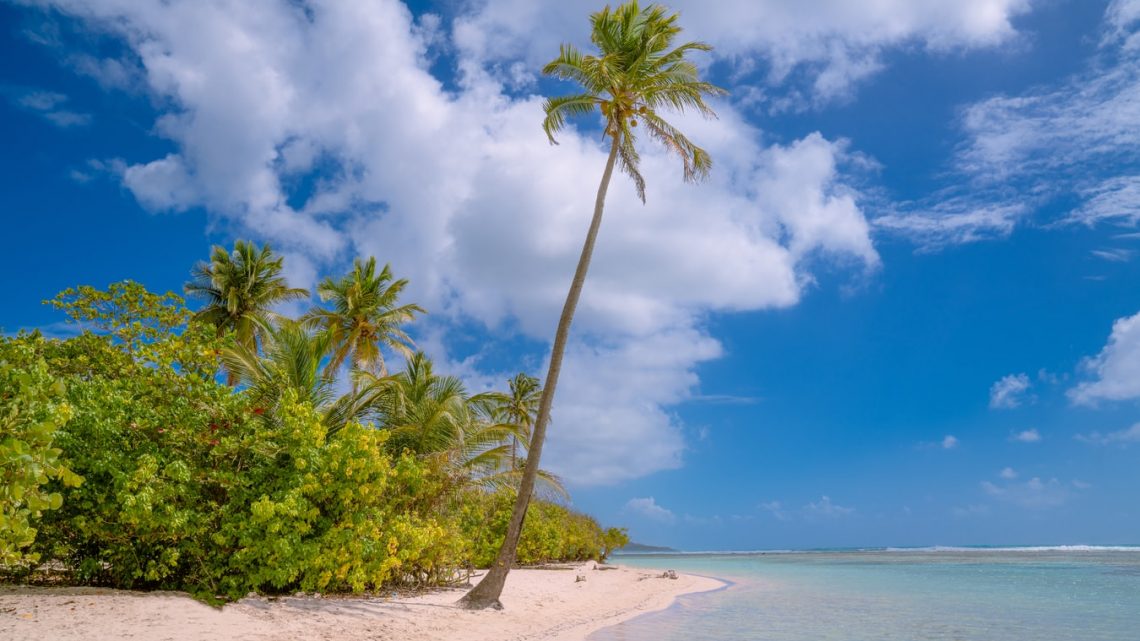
[592,548,1140,641]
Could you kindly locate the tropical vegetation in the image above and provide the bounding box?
[0,243,625,602]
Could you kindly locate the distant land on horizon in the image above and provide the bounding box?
[618,542,678,553]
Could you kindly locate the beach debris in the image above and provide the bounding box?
[660,570,678,580]
[575,575,587,582]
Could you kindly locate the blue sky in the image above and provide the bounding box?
[3,0,1140,550]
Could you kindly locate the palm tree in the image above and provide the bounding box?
[368,352,475,456]
[461,1,723,609]
[491,373,542,471]
[303,257,424,380]
[360,357,565,496]
[220,321,332,417]
[220,320,391,439]
[185,241,309,383]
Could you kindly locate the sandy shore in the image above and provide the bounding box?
[0,563,722,641]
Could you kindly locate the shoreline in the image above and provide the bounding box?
[0,563,725,641]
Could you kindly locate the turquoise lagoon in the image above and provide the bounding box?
[593,548,1140,641]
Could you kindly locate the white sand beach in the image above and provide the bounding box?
[0,564,722,641]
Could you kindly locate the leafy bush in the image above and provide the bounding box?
[601,527,630,560]
[0,345,82,566]
[456,490,613,567]
[10,327,464,599]
[208,396,464,597]
[17,328,240,589]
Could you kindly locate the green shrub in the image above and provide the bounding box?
[17,329,241,589]
[0,346,82,566]
[601,527,630,560]
[208,396,464,598]
[456,489,611,567]
[17,327,466,599]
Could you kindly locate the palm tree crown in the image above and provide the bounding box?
[541,0,725,201]
[303,257,424,378]
[184,240,309,353]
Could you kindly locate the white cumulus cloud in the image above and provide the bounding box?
[1070,310,1140,405]
[1011,428,1041,443]
[457,0,1033,104]
[989,373,1032,409]
[624,497,676,524]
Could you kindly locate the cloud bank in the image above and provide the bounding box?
[27,0,883,485]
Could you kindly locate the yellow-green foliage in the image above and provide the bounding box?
[8,329,461,600]
[457,490,613,567]
[0,348,82,566]
[1,282,624,600]
[602,527,630,559]
[209,397,464,597]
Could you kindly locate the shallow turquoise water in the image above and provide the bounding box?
[591,548,1140,641]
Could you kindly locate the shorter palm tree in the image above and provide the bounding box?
[359,356,565,496]
[303,257,424,380]
[483,373,542,471]
[185,241,309,383]
[220,321,367,436]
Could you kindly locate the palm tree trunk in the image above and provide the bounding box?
[459,135,622,609]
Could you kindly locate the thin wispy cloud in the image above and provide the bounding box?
[760,500,791,521]
[952,504,991,518]
[1010,428,1042,443]
[6,87,91,127]
[686,393,763,405]
[1091,248,1135,263]
[878,1,1140,246]
[1076,422,1140,446]
[803,495,855,519]
[981,477,1074,509]
[989,373,1032,409]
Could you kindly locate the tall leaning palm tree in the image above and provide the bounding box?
[303,257,424,380]
[461,1,723,609]
[185,241,309,383]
